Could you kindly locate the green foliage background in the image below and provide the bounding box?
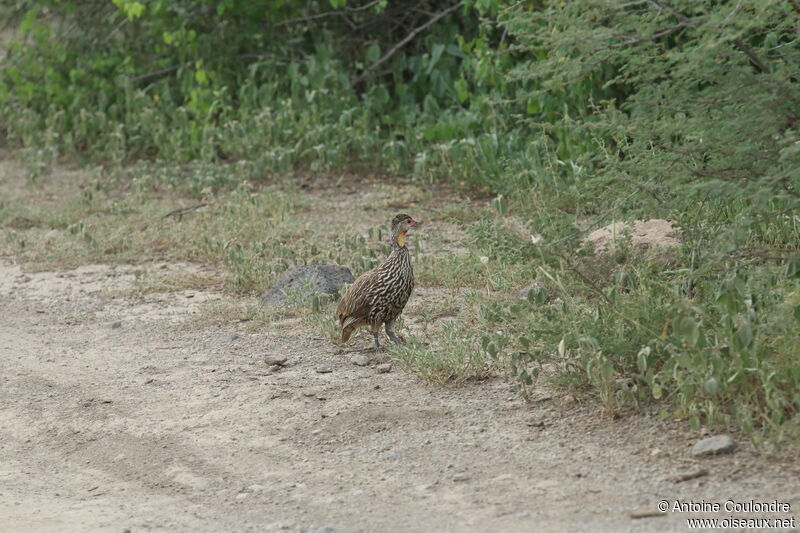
[1,0,799,445]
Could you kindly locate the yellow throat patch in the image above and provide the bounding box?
[396,231,407,247]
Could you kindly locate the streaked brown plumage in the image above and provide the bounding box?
[337,214,420,351]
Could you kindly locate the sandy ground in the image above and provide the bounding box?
[1,258,799,533]
[0,153,798,533]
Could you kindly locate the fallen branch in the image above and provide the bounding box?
[162,203,208,221]
[669,468,709,483]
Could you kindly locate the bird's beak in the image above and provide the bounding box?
[411,220,422,229]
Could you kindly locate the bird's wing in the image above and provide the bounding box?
[337,269,379,324]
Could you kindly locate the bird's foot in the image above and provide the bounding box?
[372,346,385,354]
[387,333,406,345]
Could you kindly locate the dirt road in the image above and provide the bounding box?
[1,260,798,533]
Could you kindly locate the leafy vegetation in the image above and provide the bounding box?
[1,0,798,446]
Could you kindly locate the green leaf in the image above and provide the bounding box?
[652,383,662,399]
[736,322,753,349]
[636,346,650,373]
[427,44,445,74]
[454,79,469,103]
[673,316,699,347]
[787,258,800,279]
[486,342,498,358]
[600,360,614,381]
[366,43,380,64]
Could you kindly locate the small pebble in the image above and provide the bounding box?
[102,320,122,329]
[376,363,392,374]
[316,366,333,374]
[264,354,288,366]
[351,354,370,367]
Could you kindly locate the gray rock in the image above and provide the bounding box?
[316,366,333,374]
[260,264,354,307]
[452,472,470,482]
[102,320,122,329]
[304,527,345,533]
[692,435,736,457]
[264,354,288,366]
[515,281,546,300]
[350,354,370,367]
[376,363,392,374]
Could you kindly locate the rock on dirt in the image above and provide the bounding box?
[264,354,289,366]
[582,219,680,261]
[692,435,736,457]
[260,264,354,307]
[350,354,370,367]
[376,363,392,374]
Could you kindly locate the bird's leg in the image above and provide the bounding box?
[371,326,382,353]
[385,320,405,345]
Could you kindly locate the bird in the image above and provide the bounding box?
[337,213,421,351]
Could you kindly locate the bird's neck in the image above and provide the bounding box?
[392,231,408,250]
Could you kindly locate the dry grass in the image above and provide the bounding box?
[1,155,526,385]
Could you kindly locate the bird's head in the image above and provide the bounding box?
[391,213,421,247]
